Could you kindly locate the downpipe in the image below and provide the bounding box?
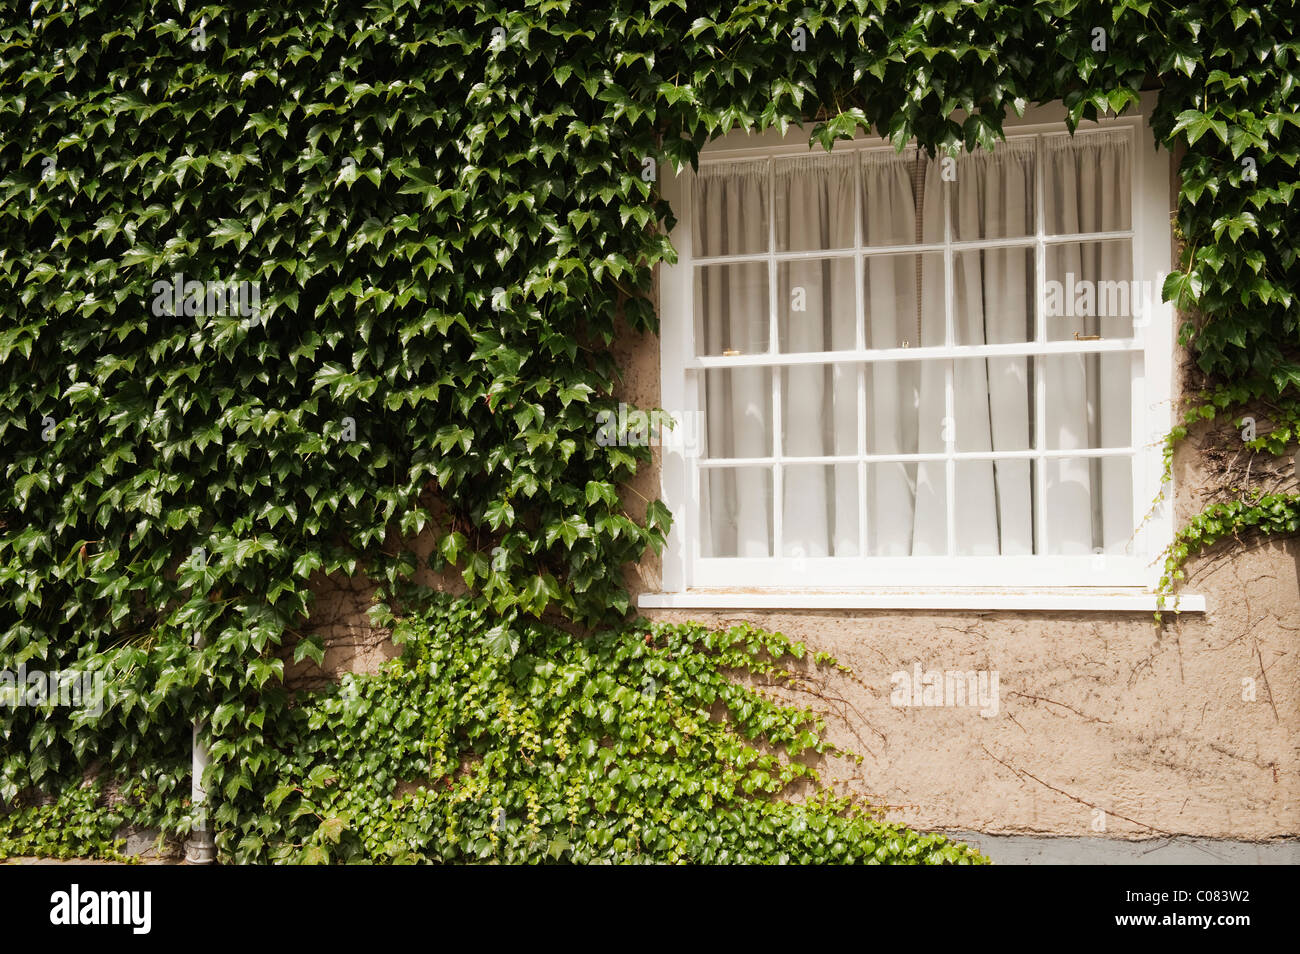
[184,631,215,864]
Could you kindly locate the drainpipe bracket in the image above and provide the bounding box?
[184,831,216,865]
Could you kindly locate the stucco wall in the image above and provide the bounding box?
[636,556,1299,840]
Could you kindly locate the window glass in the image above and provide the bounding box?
[690,127,1142,567]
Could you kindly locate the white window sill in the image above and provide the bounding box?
[637,589,1207,612]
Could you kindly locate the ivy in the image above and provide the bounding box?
[0,780,132,861]
[1,0,1298,859]
[1156,386,1300,616]
[1157,492,1300,622]
[210,597,985,864]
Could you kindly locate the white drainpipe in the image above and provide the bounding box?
[184,631,215,864]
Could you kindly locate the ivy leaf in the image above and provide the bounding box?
[307,765,337,788]
[646,499,673,533]
[1170,109,1228,145]
[293,551,323,579]
[317,815,347,844]
[267,784,296,811]
[483,624,520,659]
[439,532,467,566]
[484,499,515,531]
[1163,270,1201,308]
[293,637,325,666]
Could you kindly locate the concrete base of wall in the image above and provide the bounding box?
[117,826,182,861]
[948,831,1300,865]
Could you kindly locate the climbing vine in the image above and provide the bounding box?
[1,1,1297,860]
[237,598,983,863]
[2,599,988,863]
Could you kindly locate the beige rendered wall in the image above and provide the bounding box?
[634,552,1300,840]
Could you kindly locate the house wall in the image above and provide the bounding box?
[633,543,1300,841]
[609,200,1300,841]
[296,145,1300,848]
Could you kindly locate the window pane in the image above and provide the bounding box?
[951,139,1035,241]
[1044,239,1137,340]
[774,154,855,251]
[700,466,772,557]
[1039,352,1132,451]
[777,258,856,353]
[864,360,923,455]
[954,460,1033,555]
[864,461,947,556]
[780,363,857,458]
[782,464,859,557]
[861,149,927,247]
[694,262,769,356]
[686,125,1144,572]
[864,252,941,349]
[954,358,1032,453]
[1042,456,1133,554]
[911,458,950,555]
[700,368,772,460]
[1042,132,1131,235]
[954,247,1035,345]
[693,160,769,256]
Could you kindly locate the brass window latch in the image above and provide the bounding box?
[722,349,741,356]
[1073,332,1102,341]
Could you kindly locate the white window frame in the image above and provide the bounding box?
[644,93,1205,612]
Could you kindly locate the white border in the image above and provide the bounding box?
[646,93,1200,611]
[639,590,1205,612]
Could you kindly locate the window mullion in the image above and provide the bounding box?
[689,230,1134,267]
[680,167,697,590]
[1127,127,1147,560]
[693,338,1144,369]
[854,153,868,557]
[943,153,956,558]
[697,448,1134,468]
[772,367,783,558]
[1033,132,1048,556]
[767,161,782,558]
